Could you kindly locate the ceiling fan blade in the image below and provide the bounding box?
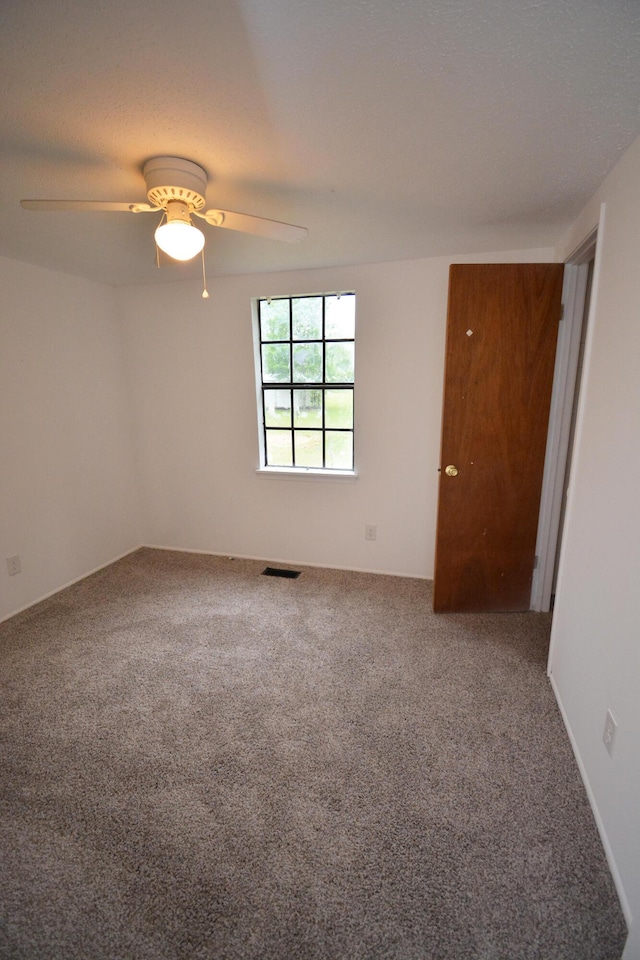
[196,208,308,243]
[20,199,158,213]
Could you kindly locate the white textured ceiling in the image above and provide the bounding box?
[1,0,639,286]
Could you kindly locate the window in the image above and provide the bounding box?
[255,293,355,472]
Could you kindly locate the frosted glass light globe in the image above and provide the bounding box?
[155,221,205,261]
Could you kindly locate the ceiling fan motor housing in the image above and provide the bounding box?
[143,157,207,211]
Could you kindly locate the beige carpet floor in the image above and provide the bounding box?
[0,548,627,959]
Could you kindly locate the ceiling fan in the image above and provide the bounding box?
[20,156,308,264]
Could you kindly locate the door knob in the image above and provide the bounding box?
[445,464,459,477]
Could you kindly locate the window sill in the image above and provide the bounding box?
[256,466,358,482]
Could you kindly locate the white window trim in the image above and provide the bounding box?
[255,465,358,482]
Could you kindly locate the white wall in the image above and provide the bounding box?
[550,135,640,959]
[0,257,140,622]
[118,247,553,579]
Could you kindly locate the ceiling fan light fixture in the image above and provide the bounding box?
[154,199,205,261]
[20,156,308,287]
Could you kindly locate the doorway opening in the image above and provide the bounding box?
[550,259,594,605]
[530,226,598,612]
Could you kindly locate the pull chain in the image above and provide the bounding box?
[201,249,210,299]
[155,211,166,268]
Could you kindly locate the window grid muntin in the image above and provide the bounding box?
[259,294,354,470]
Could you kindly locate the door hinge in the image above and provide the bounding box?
[559,304,565,321]
[533,555,539,569]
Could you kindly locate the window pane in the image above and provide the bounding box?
[264,389,291,428]
[292,297,322,340]
[294,430,323,467]
[326,431,353,470]
[262,343,290,383]
[326,342,354,383]
[260,299,289,341]
[293,342,322,382]
[293,389,322,428]
[256,294,355,474]
[325,294,355,339]
[325,389,353,429]
[266,430,293,466]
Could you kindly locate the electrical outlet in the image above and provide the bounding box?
[365,524,377,541]
[603,709,617,757]
[6,555,21,576]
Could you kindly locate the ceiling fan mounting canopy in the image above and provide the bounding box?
[142,156,208,211]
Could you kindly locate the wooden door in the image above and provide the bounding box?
[433,263,564,612]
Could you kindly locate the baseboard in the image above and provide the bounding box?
[1,542,429,628]
[0,545,143,625]
[549,671,632,935]
[141,543,431,581]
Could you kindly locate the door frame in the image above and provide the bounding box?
[530,209,604,611]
